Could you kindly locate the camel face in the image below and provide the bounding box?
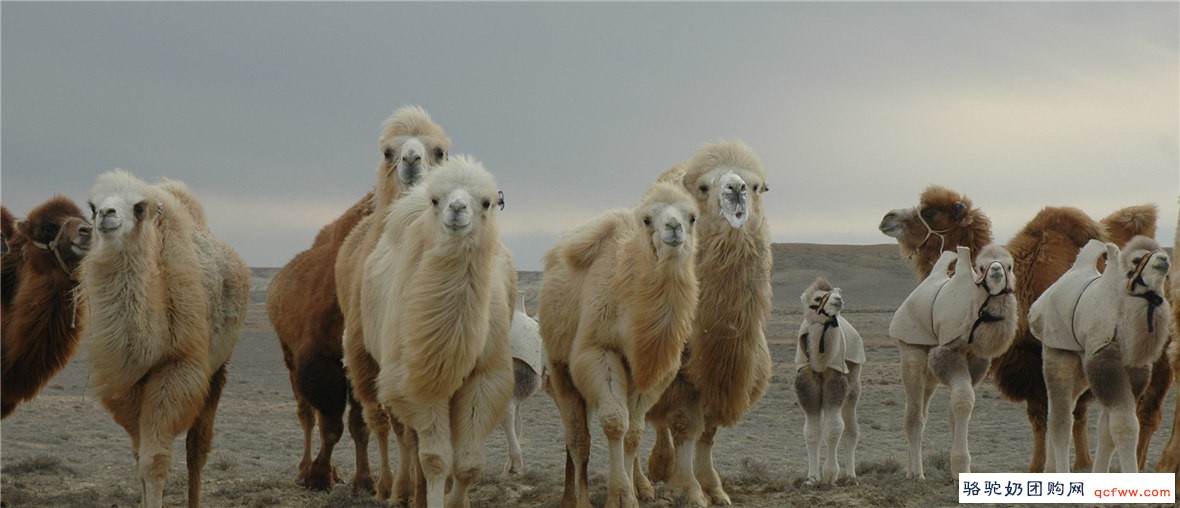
[801,280,843,322]
[689,167,765,231]
[424,157,500,239]
[975,246,1015,297]
[879,186,971,250]
[383,135,448,190]
[1121,237,1170,292]
[641,199,696,256]
[88,170,154,247]
[18,198,92,269]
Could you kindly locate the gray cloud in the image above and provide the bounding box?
[3,2,1176,270]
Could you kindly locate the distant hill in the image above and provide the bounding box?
[251,243,919,313]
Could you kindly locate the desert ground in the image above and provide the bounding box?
[1,244,1175,507]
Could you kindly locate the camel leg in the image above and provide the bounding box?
[348,340,396,502]
[1086,347,1139,473]
[1043,347,1084,473]
[305,404,344,492]
[1134,358,1165,471]
[647,422,675,482]
[402,399,452,508]
[658,398,707,506]
[1155,365,1180,484]
[1071,392,1093,471]
[185,365,227,508]
[348,391,376,496]
[694,425,731,506]
[625,387,662,503]
[841,363,861,483]
[572,348,637,508]
[899,341,931,479]
[283,344,316,486]
[501,398,522,475]
[549,363,592,508]
[446,358,512,508]
[390,414,419,507]
[929,347,973,476]
[796,368,823,484]
[820,370,848,484]
[138,358,209,508]
[514,402,526,473]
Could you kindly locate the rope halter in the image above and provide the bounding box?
[1126,251,1165,333]
[968,261,1013,343]
[916,208,951,255]
[27,222,78,280]
[806,292,839,355]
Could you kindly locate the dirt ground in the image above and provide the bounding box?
[2,251,1177,507]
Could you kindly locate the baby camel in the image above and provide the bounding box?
[794,278,865,486]
[1032,237,1171,473]
[890,245,1018,478]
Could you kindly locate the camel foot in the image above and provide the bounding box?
[375,473,393,501]
[703,485,731,506]
[351,473,376,496]
[665,479,706,507]
[603,488,639,508]
[837,474,859,486]
[502,460,523,477]
[634,473,656,501]
[300,463,338,492]
[1073,457,1093,472]
[951,454,971,476]
[648,446,674,483]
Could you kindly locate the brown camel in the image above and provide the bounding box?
[880,187,1165,472]
[266,192,375,493]
[1,197,91,418]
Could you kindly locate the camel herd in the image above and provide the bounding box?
[1,105,1178,507]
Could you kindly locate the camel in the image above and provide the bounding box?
[644,139,772,507]
[1156,209,1179,486]
[2,206,16,295]
[541,179,699,508]
[502,290,544,476]
[336,105,451,503]
[880,188,1164,472]
[82,169,250,508]
[364,155,516,508]
[266,192,374,492]
[1,197,92,418]
[890,245,1018,478]
[1032,237,1171,473]
[793,278,865,486]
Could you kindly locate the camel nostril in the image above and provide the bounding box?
[101,208,116,217]
[78,226,92,236]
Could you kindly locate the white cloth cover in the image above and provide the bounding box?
[1029,239,1112,353]
[509,298,545,375]
[795,315,865,374]
[890,246,981,347]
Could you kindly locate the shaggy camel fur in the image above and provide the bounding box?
[881,189,1162,472]
[83,170,250,508]
[364,156,516,508]
[793,278,865,486]
[502,291,544,476]
[266,192,374,492]
[891,245,1018,478]
[1156,209,1179,485]
[542,179,698,508]
[337,105,451,503]
[644,139,772,507]
[2,206,16,298]
[1033,237,1171,473]
[1,197,92,418]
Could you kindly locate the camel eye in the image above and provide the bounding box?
[698,185,709,194]
[753,185,760,192]
[482,200,491,210]
[920,208,934,220]
[643,216,651,227]
[434,148,445,160]
[431,198,439,207]
[384,148,394,162]
[133,201,147,219]
[689,215,697,225]
[1132,257,1142,265]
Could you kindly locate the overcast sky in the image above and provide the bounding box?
[3,2,1177,271]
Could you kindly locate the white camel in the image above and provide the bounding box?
[1031,237,1171,473]
[890,244,1018,478]
[794,278,864,486]
[502,290,544,476]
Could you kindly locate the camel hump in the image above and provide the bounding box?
[157,178,208,229]
[1029,239,1108,351]
[1101,204,1157,246]
[558,209,630,271]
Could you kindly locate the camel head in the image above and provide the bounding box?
[880,185,980,253]
[680,139,768,232]
[15,196,92,275]
[974,244,1015,297]
[637,181,698,260]
[1120,236,1170,295]
[801,277,842,323]
[377,106,452,202]
[87,169,161,249]
[422,155,501,240]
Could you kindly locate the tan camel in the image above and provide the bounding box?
[365,156,515,508]
[336,105,451,503]
[541,180,699,508]
[83,170,249,508]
